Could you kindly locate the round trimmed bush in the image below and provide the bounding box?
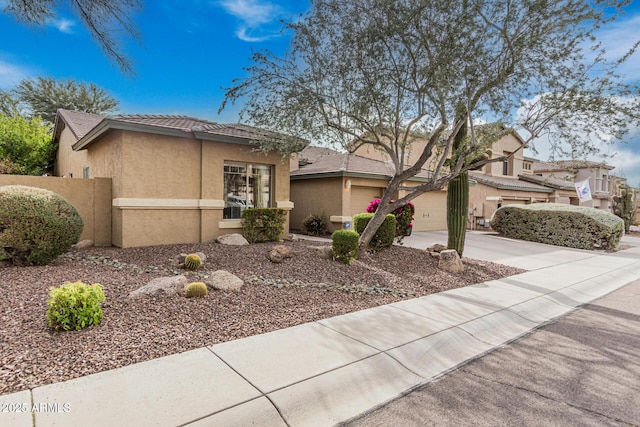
[0,185,84,265]
[47,281,106,331]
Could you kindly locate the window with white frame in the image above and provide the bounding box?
[223,163,272,219]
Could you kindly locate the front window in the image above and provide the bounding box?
[223,163,272,219]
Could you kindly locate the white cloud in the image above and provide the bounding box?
[48,18,76,34]
[0,60,28,89]
[217,0,285,42]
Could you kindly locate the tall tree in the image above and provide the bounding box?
[8,77,119,123]
[0,113,54,175]
[222,0,640,249]
[2,0,141,74]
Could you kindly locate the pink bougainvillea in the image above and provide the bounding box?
[366,198,415,240]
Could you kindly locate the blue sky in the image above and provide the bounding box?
[1,0,639,184]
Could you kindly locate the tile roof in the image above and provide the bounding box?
[291,149,433,180]
[469,172,553,193]
[109,114,224,132]
[56,109,300,150]
[517,174,576,191]
[298,146,341,164]
[57,109,104,139]
[533,160,614,172]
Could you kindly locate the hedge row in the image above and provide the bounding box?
[490,203,623,250]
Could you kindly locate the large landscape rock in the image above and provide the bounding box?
[308,245,333,260]
[438,249,464,274]
[129,276,188,298]
[268,245,295,263]
[216,233,249,246]
[206,270,244,291]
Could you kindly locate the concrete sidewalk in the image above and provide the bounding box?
[3,233,640,427]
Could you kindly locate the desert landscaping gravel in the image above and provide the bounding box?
[0,239,524,395]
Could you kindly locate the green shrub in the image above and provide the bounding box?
[185,282,208,298]
[46,281,106,331]
[353,213,397,251]
[242,208,286,243]
[301,213,329,236]
[184,253,202,270]
[332,230,359,264]
[490,203,623,250]
[0,185,83,265]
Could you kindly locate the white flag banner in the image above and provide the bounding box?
[574,179,592,203]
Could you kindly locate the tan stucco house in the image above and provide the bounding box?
[532,160,616,210]
[54,109,293,248]
[290,146,448,233]
[465,132,580,228]
[292,129,591,233]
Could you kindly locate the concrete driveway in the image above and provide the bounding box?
[401,230,640,270]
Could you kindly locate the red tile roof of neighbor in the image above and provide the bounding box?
[517,173,576,191]
[292,146,433,180]
[469,172,553,193]
[533,160,614,172]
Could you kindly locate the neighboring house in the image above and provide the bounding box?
[466,133,579,228]
[532,160,616,210]
[348,128,570,230]
[290,146,448,232]
[54,109,294,248]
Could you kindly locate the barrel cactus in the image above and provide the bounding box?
[185,282,208,298]
[184,253,202,270]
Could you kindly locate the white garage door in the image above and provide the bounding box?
[411,190,448,231]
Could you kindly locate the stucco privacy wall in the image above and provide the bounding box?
[0,174,112,246]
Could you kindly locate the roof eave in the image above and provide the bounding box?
[194,131,262,147]
[290,170,432,182]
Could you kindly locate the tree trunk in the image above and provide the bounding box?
[358,179,401,249]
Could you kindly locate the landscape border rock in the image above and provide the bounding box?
[206,270,244,291]
[216,233,249,246]
[128,276,188,298]
[438,249,464,273]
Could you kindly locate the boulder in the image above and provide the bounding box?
[71,239,94,250]
[216,233,249,246]
[206,270,244,291]
[282,234,299,242]
[268,250,284,263]
[427,243,447,258]
[308,245,333,260]
[172,253,188,268]
[270,245,295,262]
[268,245,294,263]
[129,276,188,298]
[438,249,464,274]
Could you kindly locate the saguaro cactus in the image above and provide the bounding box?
[613,184,635,233]
[447,117,469,256]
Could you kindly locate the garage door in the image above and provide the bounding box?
[411,190,448,231]
[350,186,382,218]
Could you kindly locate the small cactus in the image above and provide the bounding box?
[184,253,202,270]
[185,282,208,298]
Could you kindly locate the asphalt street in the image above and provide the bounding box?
[344,279,640,427]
